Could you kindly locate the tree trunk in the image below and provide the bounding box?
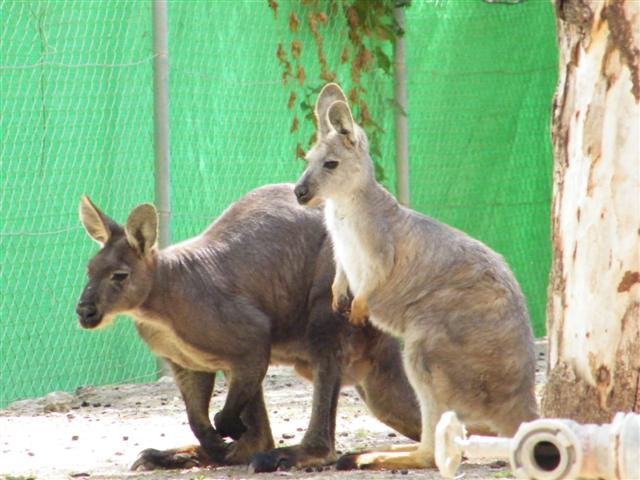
[542,0,640,422]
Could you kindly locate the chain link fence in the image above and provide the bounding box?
[0,0,557,406]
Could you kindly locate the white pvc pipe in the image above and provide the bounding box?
[435,411,640,480]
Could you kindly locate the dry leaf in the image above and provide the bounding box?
[268,0,279,18]
[289,12,299,32]
[291,40,302,59]
[287,91,297,110]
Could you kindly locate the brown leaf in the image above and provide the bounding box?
[296,143,306,159]
[320,70,336,82]
[268,0,279,18]
[360,103,372,125]
[314,12,328,23]
[289,12,299,32]
[296,65,306,86]
[291,40,302,59]
[287,91,297,110]
[345,6,359,29]
[290,116,299,133]
[340,46,350,64]
[348,88,358,105]
[276,43,287,63]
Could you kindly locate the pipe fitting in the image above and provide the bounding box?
[435,411,640,480]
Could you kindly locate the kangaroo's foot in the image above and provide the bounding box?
[214,410,247,440]
[336,447,435,471]
[248,444,337,473]
[131,445,225,471]
[349,297,369,326]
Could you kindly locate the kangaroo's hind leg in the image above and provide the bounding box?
[249,301,344,472]
[131,362,227,470]
[337,337,441,470]
[355,330,421,442]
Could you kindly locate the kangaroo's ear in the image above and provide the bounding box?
[327,100,357,146]
[315,83,348,139]
[125,204,158,257]
[79,195,119,246]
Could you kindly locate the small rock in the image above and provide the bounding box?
[282,433,295,439]
[305,467,314,473]
[71,435,79,441]
[91,402,101,408]
[81,401,90,408]
[43,391,75,413]
[122,436,129,441]
[490,460,508,468]
[387,432,397,437]
[69,472,90,478]
[278,439,285,444]
[401,469,408,475]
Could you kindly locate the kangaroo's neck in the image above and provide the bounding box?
[327,179,398,224]
[136,244,219,321]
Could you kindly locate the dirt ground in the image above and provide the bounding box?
[0,341,546,480]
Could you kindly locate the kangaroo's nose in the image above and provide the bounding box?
[294,184,310,204]
[76,301,97,318]
[76,301,100,328]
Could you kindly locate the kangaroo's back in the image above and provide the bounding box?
[165,183,331,336]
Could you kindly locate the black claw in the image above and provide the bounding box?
[336,453,360,471]
[249,451,296,473]
[249,452,279,473]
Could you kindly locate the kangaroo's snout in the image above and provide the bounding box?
[294,183,312,205]
[76,300,101,329]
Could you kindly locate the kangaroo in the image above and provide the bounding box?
[293,84,538,470]
[76,184,421,472]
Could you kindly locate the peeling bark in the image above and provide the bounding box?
[543,0,640,421]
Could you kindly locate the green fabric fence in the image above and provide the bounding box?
[0,0,557,406]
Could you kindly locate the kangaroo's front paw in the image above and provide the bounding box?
[214,411,247,440]
[331,291,351,314]
[349,297,369,327]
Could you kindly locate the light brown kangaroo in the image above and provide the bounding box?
[293,84,538,470]
[76,184,421,472]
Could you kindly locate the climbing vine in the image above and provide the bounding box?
[268,0,409,181]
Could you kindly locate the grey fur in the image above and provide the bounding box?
[76,184,421,472]
[294,84,538,469]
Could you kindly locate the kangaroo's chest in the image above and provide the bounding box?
[134,319,230,372]
[325,204,371,294]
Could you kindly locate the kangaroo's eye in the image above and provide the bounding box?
[111,271,129,282]
[323,160,339,170]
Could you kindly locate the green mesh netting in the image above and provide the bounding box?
[0,0,557,406]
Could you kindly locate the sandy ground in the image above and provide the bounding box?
[0,341,546,480]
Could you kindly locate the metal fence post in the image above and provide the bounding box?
[394,4,410,207]
[152,0,171,377]
[152,0,171,249]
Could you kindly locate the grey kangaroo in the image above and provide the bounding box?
[76,184,421,472]
[294,84,538,470]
